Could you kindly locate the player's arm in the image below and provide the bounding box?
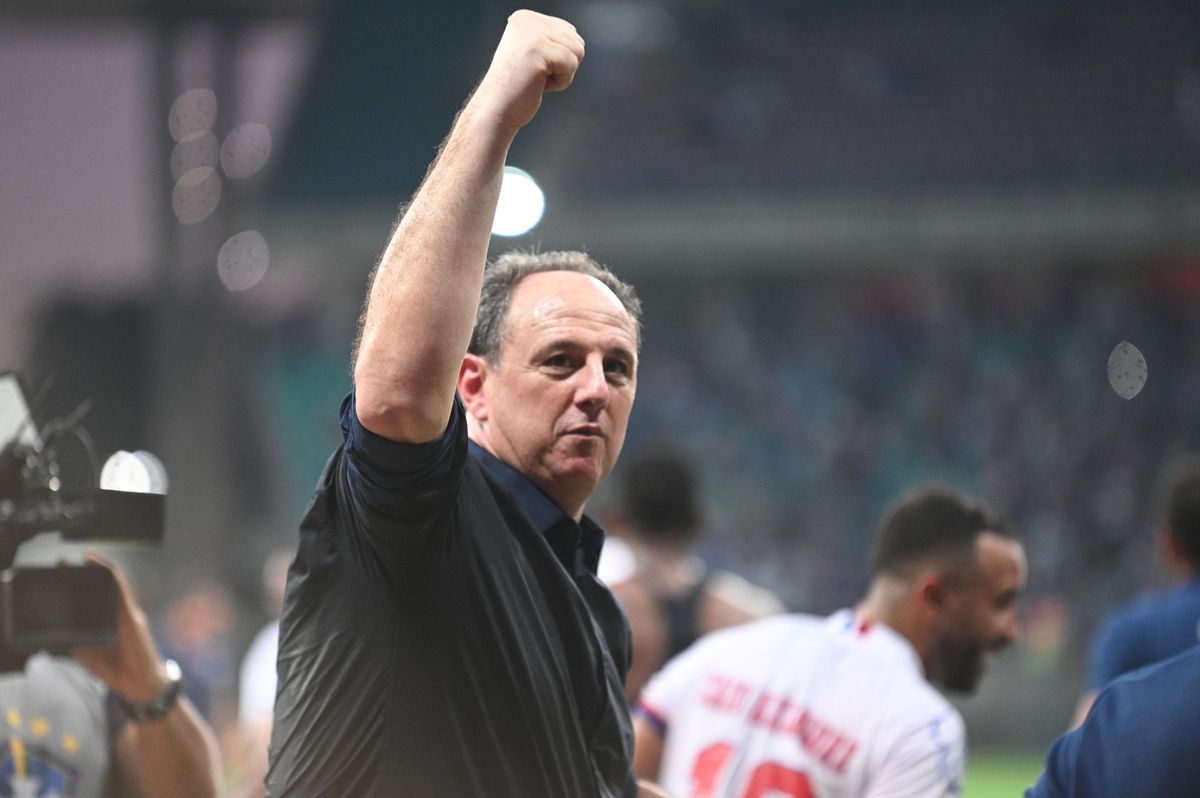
[636,778,675,798]
[354,10,585,444]
[864,711,965,798]
[633,712,667,781]
[1068,690,1098,729]
[1071,613,1138,729]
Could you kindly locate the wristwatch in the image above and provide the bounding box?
[120,659,184,722]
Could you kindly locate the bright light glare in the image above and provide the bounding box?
[101,451,168,495]
[492,166,545,237]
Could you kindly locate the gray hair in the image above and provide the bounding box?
[468,249,643,362]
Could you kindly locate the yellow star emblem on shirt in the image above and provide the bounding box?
[62,734,79,754]
[30,717,49,739]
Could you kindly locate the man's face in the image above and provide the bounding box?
[930,533,1026,693]
[470,271,638,513]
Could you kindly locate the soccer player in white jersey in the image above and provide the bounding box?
[632,485,1026,798]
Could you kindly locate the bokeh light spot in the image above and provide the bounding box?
[101,450,169,494]
[168,88,218,141]
[492,166,545,237]
[171,167,222,225]
[170,131,220,181]
[1107,341,1147,400]
[220,123,273,179]
[217,230,270,292]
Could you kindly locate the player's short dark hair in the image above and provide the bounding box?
[869,484,1011,581]
[469,249,642,363]
[1159,454,1200,569]
[620,446,701,544]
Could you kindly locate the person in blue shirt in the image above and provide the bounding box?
[1028,643,1200,798]
[1071,453,1200,727]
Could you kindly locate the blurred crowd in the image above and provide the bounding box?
[614,264,1200,635]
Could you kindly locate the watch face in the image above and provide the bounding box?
[126,661,184,721]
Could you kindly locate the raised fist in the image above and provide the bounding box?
[468,10,585,132]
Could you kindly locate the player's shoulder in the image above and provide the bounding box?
[707,570,787,619]
[834,622,958,718]
[1097,586,1190,641]
[687,612,821,657]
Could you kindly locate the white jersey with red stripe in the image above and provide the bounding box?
[637,610,965,798]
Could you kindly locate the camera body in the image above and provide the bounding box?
[0,370,163,660]
[1,566,119,652]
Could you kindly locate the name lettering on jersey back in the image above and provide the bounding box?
[700,674,859,774]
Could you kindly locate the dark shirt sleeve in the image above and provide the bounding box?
[1086,610,1143,690]
[332,391,467,577]
[1025,728,1079,798]
[105,688,129,738]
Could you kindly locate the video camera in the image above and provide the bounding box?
[0,370,164,663]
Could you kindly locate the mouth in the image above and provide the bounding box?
[563,425,605,438]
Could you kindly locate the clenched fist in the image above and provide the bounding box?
[468,10,585,133]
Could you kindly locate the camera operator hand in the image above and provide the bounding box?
[71,552,221,798]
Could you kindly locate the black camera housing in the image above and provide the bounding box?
[0,370,163,663]
[1,565,118,652]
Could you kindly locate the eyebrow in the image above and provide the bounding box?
[533,339,637,362]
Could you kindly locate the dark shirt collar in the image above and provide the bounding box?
[468,440,605,575]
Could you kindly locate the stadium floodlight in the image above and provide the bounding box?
[492,166,545,237]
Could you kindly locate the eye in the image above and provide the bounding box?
[541,353,576,373]
[994,590,1018,610]
[604,358,635,384]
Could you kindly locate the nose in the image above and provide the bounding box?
[996,610,1020,649]
[574,356,610,412]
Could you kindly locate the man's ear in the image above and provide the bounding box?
[916,572,947,614]
[458,354,489,421]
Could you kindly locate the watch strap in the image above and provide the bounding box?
[118,659,184,722]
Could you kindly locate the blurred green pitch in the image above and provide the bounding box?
[965,750,1045,798]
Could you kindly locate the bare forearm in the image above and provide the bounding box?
[354,104,514,442]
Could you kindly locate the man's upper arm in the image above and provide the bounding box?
[332,391,467,571]
[1025,730,1078,798]
[1087,612,1141,689]
[632,714,666,782]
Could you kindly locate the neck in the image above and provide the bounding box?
[467,426,589,522]
[856,576,929,665]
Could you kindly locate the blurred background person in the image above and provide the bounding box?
[155,578,238,736]
[224,546,291,798]
[1071,453,1200,727]
[633,484,1026,798]
[1029,644,1200,798]
[606,445,784,701]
